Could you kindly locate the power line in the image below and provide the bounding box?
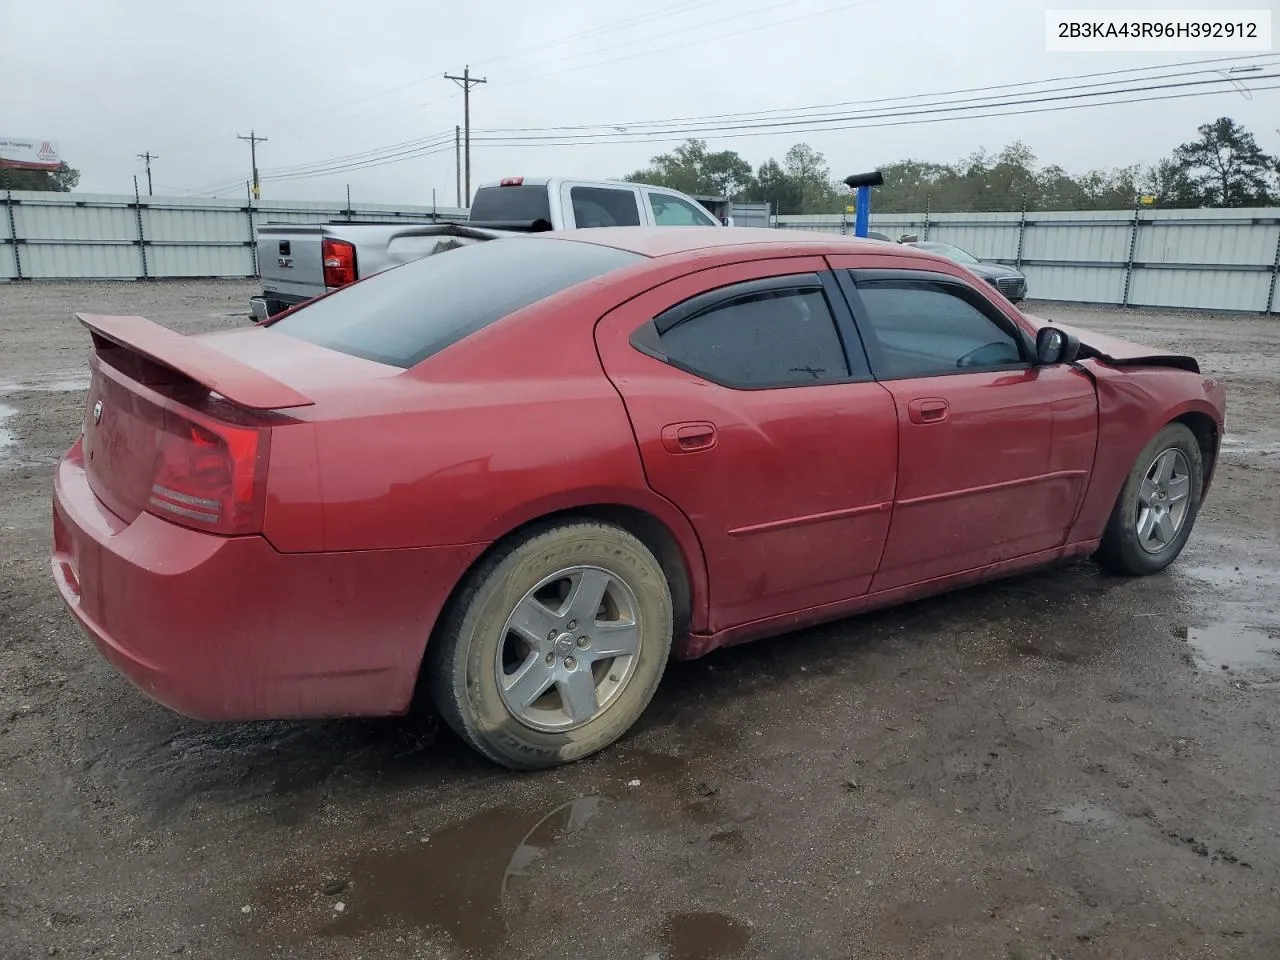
[480,52,1280,133]
[181,131,455,195]
[467,80,1280,149]
[177,54,1278,194]
[264,0,736,140]
[482,0,883,92]
[258,142,458,184]
[468,71,1280,144]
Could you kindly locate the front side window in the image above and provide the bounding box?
[648,193,717,226]
[853,278,1025,378]
[655,280,852,388]
[569,187,641,228]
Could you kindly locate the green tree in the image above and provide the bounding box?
[1,162,80,191]
[744,158,801,213]
[1141,158,1201,207]
[623,139,756,198]
[1171,117,1275,207]
[782,143,840,213]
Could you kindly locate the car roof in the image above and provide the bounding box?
[533,226,935,260]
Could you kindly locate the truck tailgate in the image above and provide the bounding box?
[257,223,328,301]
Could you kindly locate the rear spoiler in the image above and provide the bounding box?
[77,313,315,410]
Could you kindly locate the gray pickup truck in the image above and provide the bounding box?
[250,176,723,320]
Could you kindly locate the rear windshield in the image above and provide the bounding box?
[468,185,553,223]
[267,237,643,368]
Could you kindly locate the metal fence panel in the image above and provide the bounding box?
[1023,264,1126,304]
[23,241,143,279]
[1136,216,1279,267]
[1129,267,1273,312]
[146,244,254,278]
[3,192,1279,312]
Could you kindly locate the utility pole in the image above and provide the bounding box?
[237,130,268,200]
[136,152,158,196]
[454,125,461,207]
[444,66,486,205]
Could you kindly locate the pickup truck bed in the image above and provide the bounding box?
[252,222,523,320]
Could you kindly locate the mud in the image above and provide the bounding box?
[1,281,1278,959]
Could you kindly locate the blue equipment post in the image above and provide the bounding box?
[843,171,883,239]
[854,185,871,238]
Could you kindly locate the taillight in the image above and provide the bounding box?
[322,238,357,288]
[499,176,524,186]
[147,410,269,535]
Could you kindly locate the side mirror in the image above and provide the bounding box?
[1036,326,1081,365]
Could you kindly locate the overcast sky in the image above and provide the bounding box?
[2,0,1278,206]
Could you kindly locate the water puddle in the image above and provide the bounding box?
[660,912,751,960]
[0,401,16,456]
[1051,802,1120,828]
[0,369,90,395]
[1183,623,1280,680]
[1219,435,1280,462]
[260,796,609,956]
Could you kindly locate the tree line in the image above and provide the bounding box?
[1,164,80,191]
[622,116,1280,213]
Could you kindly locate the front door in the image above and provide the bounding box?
[833,267,1098,592]
[594,257,900,632]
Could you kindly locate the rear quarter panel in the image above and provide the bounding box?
[267,266,716,631]
[1067,361,1226,544]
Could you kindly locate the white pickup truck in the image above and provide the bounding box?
[250,176,723,320]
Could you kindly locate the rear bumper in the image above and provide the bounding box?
[250,291,310,321]
[51,442,486,720]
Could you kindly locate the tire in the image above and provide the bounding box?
[1095,422,1204,576]
[427,521,673,770]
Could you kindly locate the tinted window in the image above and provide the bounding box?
[649,193,716,226]
[269,238,643,368]
[912,242,980,264]
[853,278,1024,378]
[570,187,641,228]
[468,185,551,223]
[658,282,851,388]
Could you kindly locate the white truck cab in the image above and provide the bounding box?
[468,176,725,229]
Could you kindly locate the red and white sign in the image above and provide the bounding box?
[0,137,62,171]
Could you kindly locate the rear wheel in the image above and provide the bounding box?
[427,521,673,769]
[1095,422,1203,576]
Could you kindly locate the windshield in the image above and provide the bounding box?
[914,242,981,265]
[268,237,643,367]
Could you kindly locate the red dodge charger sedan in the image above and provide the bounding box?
[52,228,1226,769]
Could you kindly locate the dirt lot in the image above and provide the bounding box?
[1,279,1278,960]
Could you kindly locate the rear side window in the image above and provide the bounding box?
[268,238,643,368]
[468,185,552,223]
[649,193,717,226]
[570,187,641,227]
[654,279,853,388]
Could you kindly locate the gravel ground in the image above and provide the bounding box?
[1,279,1278,960]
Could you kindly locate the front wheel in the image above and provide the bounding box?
[1095,422,1204,576]
[427,521,673,770]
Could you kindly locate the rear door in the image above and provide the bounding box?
[830,264,1098,591]
[560,182,644,228]
[594,257,899,632]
